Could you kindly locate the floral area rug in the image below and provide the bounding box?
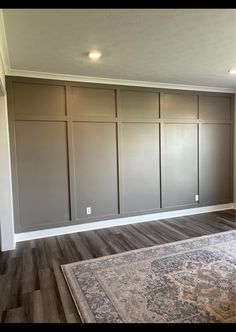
[61,230,236,323]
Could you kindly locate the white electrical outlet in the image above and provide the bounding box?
[195,194,199,202]
[86,207,92,215]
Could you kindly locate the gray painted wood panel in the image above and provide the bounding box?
[161,93,198,119]
[13,82,66,117]
[120,90,159,119]
[162,123,198,208]
[200,124,232,204]
[73,122,118,219]
[71,87,116,118]
[121,123,160,213]
[199,96,231,120]
[15,121,70,228]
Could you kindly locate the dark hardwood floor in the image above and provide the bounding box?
[0,209,235,323]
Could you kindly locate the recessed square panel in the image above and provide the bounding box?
[199,96,231,120]
[71,87,116,118]
[13,82,66,117]
[120,90,159,119]
[161,93,198,119]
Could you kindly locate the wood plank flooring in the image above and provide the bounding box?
[0,209,235,323]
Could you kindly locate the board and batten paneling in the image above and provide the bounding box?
[119,90,159,119]
[162,123,198,208]
[6,76,234,233]
[72,122,118,219]
[200,124,232,204]
[14,121,70,228]
[12,82,66,117]
[120,123,160,213]
[161,93,198,119]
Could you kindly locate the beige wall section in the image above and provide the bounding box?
[234,94,236,206]
[0,52,15,251]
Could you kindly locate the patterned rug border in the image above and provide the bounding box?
[61,230,236,323]
[61,267,86,323]
[61,229,236,270]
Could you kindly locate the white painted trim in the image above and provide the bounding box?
[15,203,234,243]
[234,92,236,206]
[0,52,6,94]
[0,77,5,96]
[0,22,15,251]
[7,68,235,94]
[0,9,10,73]
[0,95,15,252]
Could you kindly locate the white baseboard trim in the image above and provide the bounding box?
[15,203,234,243]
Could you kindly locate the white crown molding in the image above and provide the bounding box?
[0,9,10,74]
[7,68,235,94]
[14,203,234,243]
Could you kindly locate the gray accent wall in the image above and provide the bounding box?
[71,87,116,119]
[73,122,118,219]
[200,124,232,204]
[162,123,198,208]
[121,123,160,213]
[161,93,198,119]
[6,77,234,233]
[13,82,66,117]
[199,96,231,120]
[120,90,159,119]
[15,121,70,228]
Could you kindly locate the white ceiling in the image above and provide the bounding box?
[2,8,236,88]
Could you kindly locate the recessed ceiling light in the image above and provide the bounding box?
[88,50,102,60]
[228,69,236,74]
